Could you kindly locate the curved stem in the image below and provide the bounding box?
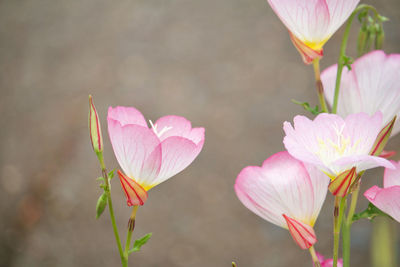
[333,197,347,267]
[312,58,329,113]
[98,154,126,266]
[309,246,321,267]
[332,4,380,114]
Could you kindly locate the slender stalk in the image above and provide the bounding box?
[332,4,380,114]
[98,154,126,266]
[309,246,321,267]
[333,197,347,267]
[342,185,360,267]
[123,206,139,266]
[312,58,329,113]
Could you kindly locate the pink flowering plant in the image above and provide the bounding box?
[88,1,399,266]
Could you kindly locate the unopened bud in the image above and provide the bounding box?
[357,27,368,56]
[88,95,104,154]
[328,167,357,197]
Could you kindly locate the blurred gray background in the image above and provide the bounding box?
[0,0,399,266]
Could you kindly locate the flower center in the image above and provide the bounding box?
[315,124,361,170]
[149,120,173,138]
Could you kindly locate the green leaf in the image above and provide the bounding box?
[96,176,105,182]
[353,203,391,222]
[96,192,108,219]
[291,99,320,115]
[128,233,152,254]
[108,169,115,180]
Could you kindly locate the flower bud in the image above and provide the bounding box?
[370,116,396,156]
[88,95,104,154]
[328,167,357,197]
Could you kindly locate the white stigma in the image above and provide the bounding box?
[149,120,173,138]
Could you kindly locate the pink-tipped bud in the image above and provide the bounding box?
[283,214,317,250]
[370,116,396,156]
[117,170,148,206]
[289,32,323,65]
[88,95,103,154]
[328,167,357,197]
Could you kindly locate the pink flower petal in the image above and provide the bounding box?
[108,106,148,127]
[384,160,400,188]
[364,185,400,223]
[149,136,205,187]
[322,51,400,136]
[107,119,162,188]
[154,115,205,144]
[267,0,330,46]
[235,151,329,228]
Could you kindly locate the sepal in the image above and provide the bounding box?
[289,32,323,65]
[370,116,396,156]
[328,167,357,197]
[117,170,148,206]
[283,214,317,250]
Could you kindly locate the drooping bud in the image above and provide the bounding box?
[88,95,104,154]
[375,26,385,50]
[289,32,323,65]
[328,167,357,197]
[370,116,396,156]
[283,214,317,250]
[117,170,148,206]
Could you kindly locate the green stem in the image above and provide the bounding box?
[333,197,347,267]
[98,154,126,266]
[309,246,321,267]
[332,4,380,114]
[342,185,360,267]
[123,206,139,266]
[312,58,329,113]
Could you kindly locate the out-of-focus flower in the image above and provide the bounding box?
[266,0,359,64]
[364,160,400,223]
[88,95,104,154]
[108,106,205,206]
[283,112,394,180]
[314,252,343,267]
[235,151,329,249]
[321,50,400,136]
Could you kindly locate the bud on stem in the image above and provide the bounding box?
[88,95,104,156]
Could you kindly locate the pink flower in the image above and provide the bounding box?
[108,106,205,206]
[321,50,400,136]
[266,0,359,64]
[364,160,400,223]
[283,112,394,179]
[235,151,330,249]
[314,252,343,267]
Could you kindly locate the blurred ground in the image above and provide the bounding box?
[0,0,399,266]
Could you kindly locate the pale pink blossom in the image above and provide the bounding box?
[321,50,400,136]
[315,252,343,267]
[108,106,205,205]
[235,151,330,249]
[283,112,394,178]
[266,0,359,64]
[364,160,400,223]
